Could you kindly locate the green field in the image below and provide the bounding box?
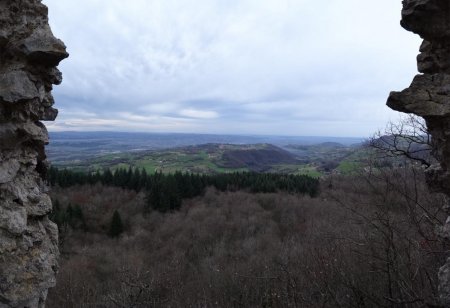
[53,142,372,177]
[57,144,296,174]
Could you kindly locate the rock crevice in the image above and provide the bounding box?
[0,0,67,307]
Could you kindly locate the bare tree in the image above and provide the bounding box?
[370,114,433,167]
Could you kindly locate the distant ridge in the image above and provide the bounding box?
[219,144,297,171]
[48,131,364,163]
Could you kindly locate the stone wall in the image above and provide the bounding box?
[0,0,67,307]
[386,0,450,305]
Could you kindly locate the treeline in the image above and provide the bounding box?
[47,167,319,212]
[47,167,148,191]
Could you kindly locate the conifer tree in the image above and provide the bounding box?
[108,210,124,238]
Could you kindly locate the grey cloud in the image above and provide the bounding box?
[44,0,421,137]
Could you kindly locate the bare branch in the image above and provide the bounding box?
[369,115,433,167]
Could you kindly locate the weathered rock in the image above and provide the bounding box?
[17,25,68,66]
[0,71,39,103]
[0,206,27,235]
[0,159,20,184]
[0,0,67,307]
[387,0,450,305]
[388,74,450,117]
[401,0,450,40]
[418,40,450,74]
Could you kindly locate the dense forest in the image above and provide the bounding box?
[47,167,319,213]
[46,164,448,307]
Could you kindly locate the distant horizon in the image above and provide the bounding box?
[47,129,366,165]
[48,130,367,140]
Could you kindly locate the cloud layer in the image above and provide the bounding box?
[44,0,421,137]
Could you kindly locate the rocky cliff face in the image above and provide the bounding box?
[0,0,67,307]
[386,0,450,305]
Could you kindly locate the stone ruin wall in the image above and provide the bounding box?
[0,0,67,307]
[386,0,450,305]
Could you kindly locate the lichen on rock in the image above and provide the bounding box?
[386,0,450,305]
[0,0,68,307]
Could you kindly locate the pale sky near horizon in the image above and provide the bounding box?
[43,0,421,137]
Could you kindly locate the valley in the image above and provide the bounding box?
[48,132,366,177]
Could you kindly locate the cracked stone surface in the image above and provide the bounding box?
[0,0,68,307]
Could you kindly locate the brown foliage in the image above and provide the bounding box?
[47,169,447,307]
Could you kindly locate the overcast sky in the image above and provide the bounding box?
[43,0,421,137]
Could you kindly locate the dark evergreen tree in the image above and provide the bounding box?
[108,210,124,238]
[103,168,114,185]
